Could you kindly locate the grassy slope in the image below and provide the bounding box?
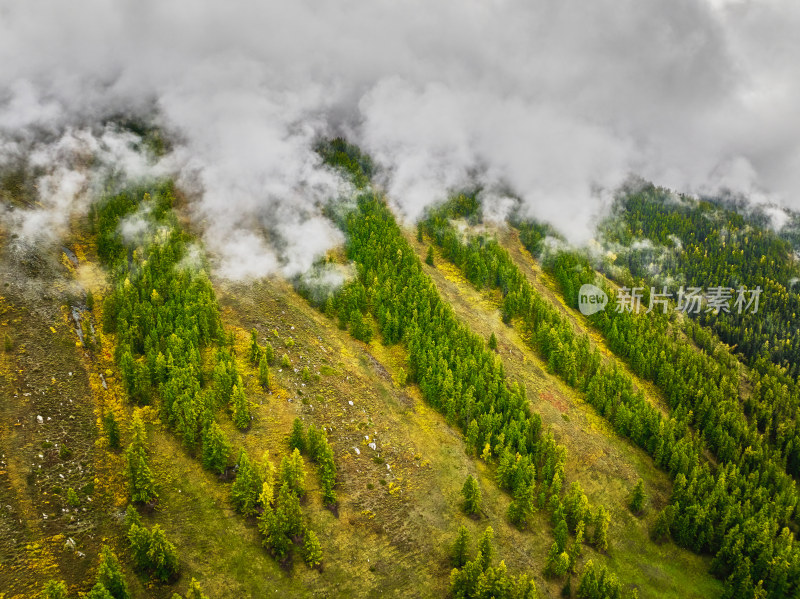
[408,228,723,599]
[2,208,724,599]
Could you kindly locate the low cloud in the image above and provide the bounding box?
[1,0,799,271]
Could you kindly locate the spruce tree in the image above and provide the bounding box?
[96,545,130,599]
[289,418,307,453]
[147,525,179,582]
[201,421,230,474]
[461,475,481,516]
[452,525,470,567]
[279,449,307,496]
[425,245,435,266]
[231,450,261,515]
[231,381,250,430]
[258,355,270,389]
[86,583,114,599]
[630,478,646,514]
[488,332,498,351]
[302,530,323,567]
[126,412,157,504]
[41,580,68,599]
[477,527,494,571]
[593,506,610,552]
[185,579,209,599]
[103,411,121,450]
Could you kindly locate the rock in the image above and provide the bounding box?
[64,537,76,551]
[348,400,354,406]
[36,415,43,424]
[368,442,377,451]
[353,447,361,455]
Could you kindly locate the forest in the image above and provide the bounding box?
[419,193,800,598]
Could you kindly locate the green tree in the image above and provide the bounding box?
[281,353,291,369]
[231,450,261,515]
[248,329,261,364]
[184,578,208,599]
[593,506,610,552]
[302,530,323,567]
[124,504,141,530]
[66,487,79,508]
[86,583,114,599]
[126,411,157,504]
[258,355,270,389]
[452,525,471,567]
[488,332,498,351]
[231,382,250,430]
[630,479,646,514]
[461,474,481,516]
[425,245,435,266]
[128,523,152,571]
[262,340,275,365]
[289,418,307,453]
[41,580,68,599]
[201,421,230,475]
[546,542,570,578]
[477,526,494,571]
[147,525,179,582]
[96,545,130,599]
[279,448,307,496]
[103,411,121,450]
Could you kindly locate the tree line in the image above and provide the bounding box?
[421,194,800,598]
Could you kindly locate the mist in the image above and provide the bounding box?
[1,0,799,277]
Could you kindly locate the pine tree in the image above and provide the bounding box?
[488,332,498,351]
[555,518,568,553]
[577,560,599,599]
[425,245,435,266]
[263,341,275,365]
[477,527,494,571]
[452,525,470,567]
[147,525,179,582]
[201,421,230,474]
[124,504,142,530]
[306,425,324,461]
[593,506,610,552]
[278,483,304,538]
[281,354,291,368]
[302,530,323,567]
[258,355,270,389]
[103,411,121,450]
[41,580,68,599]
[248,329,261,364]
[184,578,208,599]
[231,451,261,515]
[126,412,157,504]
[231,382,250,430]
[86,583,114,599]
[127,523,152,571]
[630,478,646,514]
[461,475,481,516]
[96,545,130,599]
[279,449,307,496]
[289,418,307,453]
[466,420,480,454]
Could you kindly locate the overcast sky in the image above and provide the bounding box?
[1,0,799,277]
